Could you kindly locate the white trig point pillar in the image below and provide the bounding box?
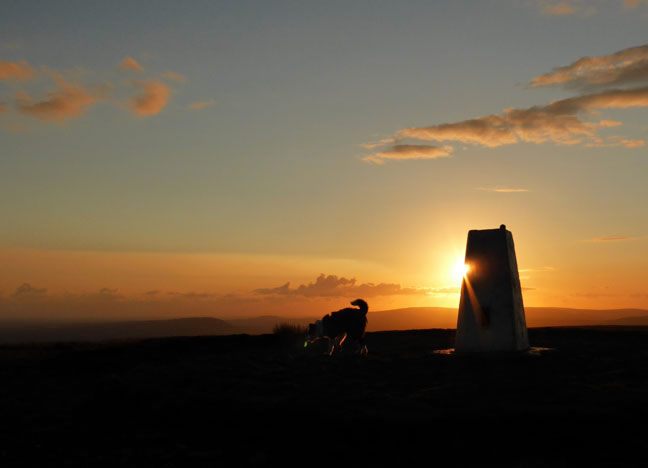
[455,225,529,352]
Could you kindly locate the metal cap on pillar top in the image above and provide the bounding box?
[455,225,529,352]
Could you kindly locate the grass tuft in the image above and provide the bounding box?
[272,322,307,336]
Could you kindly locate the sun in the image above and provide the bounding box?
[452,258,470,284]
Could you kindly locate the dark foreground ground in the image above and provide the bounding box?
[1,327,647,467]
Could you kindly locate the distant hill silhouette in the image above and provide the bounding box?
[608,315,648,326]
[2,307,648,343]
[525,307,648,327]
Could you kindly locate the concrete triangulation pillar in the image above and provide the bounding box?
[456,225,529,352]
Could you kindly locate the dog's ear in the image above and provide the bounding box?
[308,323,316,336]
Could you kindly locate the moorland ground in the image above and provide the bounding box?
[1,327,647,467]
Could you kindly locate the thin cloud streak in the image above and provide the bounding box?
[189,98,215,110]
[585,236,641,242]
[477,187,530,193]
[363,144,453,164]
[162,71,186,83]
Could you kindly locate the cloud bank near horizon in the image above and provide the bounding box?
[254,273,448,298]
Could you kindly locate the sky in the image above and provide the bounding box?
[1,0,648,322]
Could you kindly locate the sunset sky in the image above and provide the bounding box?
[1,0,648,322]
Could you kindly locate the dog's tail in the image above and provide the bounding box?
[350,298,368,315]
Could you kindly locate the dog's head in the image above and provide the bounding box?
[350,298,368,311]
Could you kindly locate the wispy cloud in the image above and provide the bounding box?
[585,236,640,242]
[189,98,215,110]
[585,135,645,148]
[16,78,104,121]
[519,266,556,272]
[118,56,144,73]
[363,144,453,164]
[477,187,530,193]
[358,138,396,150]
[426,286,461,295]
[128,79,170,116]
[543,2,577,15]
[162,72,186,83]
[624,0,648,8]
[397,87,648,148]
[365,86,648,158]
[534,0,648,16]
[0,60,35,80]
[529,44,648,90]
[535,0,599,17]
[363,43,648,162]
[167,291,220,299]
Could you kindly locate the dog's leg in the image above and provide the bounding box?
[338,333,347,348]
[329,335,345,356]
[358,337,368,356]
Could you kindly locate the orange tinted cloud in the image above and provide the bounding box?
[254,273,430,297]
[394,87,648,149]
[585,135,645,148]
[363,144,453,164]
[358,138,396,150]
[477,187,530,193]
[553,86,648,110]
[624,0,648,7]
[189,98,215,109]
[0,60,34,80]
[398,115,518,148]
[529,44,648,89]
[16,79,102,121]
[128,79,170,116]
[543,2,576,15]
[118,56,144,72]
[585,236,640,242]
